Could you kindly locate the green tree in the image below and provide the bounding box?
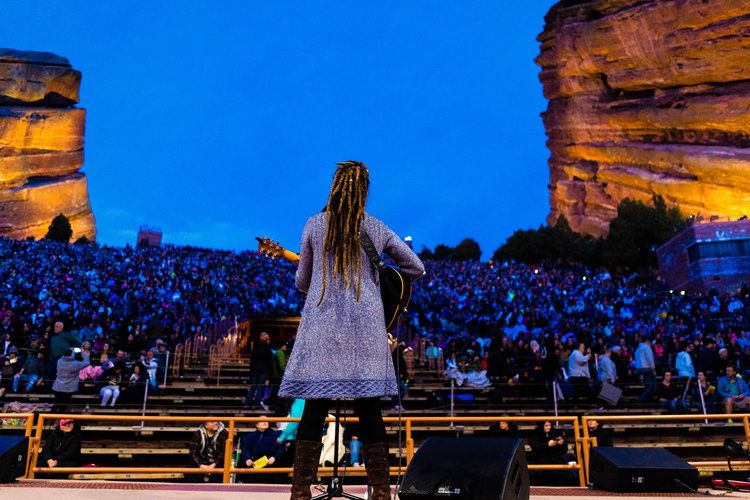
[433,244,454,260]
[494,215,602,265]
[452,238,482,261]
[74,236,90,245]
[417,245,434,260]
[493,226,549,263]
[603,195,681,269]
[45,213,73,244]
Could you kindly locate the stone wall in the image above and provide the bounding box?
[0,48,95,241]
[537,0,750,237]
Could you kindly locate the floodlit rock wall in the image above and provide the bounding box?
[0,49,95,241]
[537,0,750,236]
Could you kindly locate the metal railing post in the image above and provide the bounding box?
[697,378,708,424]
[163,350,170,387]
[27,413,45,479]
[138,378,150,428]
[223,419,235,483]
[573,417,586,487]
[553,380,559,426]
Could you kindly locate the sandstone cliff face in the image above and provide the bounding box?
[537,0,750,237]
[0,49,95,241]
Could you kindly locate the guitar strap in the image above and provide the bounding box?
[361,229,407,488]
[360,228,386,272]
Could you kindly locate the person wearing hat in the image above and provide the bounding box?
[37,418,82,474]
[1,347,23,393]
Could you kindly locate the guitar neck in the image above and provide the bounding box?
[279,249,300,264]
[256,236,300,264]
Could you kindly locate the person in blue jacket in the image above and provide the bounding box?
[717,365,750,416]
[240,418,284,468]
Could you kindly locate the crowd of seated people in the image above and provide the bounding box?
[0,237,299,404]
[399,259,750,414]
[0,238,749,416]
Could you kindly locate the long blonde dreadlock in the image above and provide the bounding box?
[317,160,370,306]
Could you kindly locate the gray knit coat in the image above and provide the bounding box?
[278,213,425,399]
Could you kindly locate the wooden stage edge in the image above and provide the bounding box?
[1,481,747,499]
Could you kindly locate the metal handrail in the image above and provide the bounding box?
[27,413,586,485]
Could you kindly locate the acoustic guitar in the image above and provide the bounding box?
[256,236,411,333]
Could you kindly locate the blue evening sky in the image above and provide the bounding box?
[5,1,557,258]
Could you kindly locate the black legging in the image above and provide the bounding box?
[297,397,387,444]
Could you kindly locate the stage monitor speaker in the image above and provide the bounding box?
[589,446,697,492]
[0,435,29,483]
[398,437,529,500]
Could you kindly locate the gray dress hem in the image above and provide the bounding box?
[279,378,398,400]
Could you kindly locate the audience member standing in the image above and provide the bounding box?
[635,338,656,403]
[568,343,591,401]
[597,347,617,385]
[245,331,273,411]
[675,343,696,379]
[269,341,288,411]
[49,322,79,380]
[51,348,89,413]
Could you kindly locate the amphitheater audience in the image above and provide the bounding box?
[634,338,656,403]
[675,343,695,379]
[532,420,566,464]
[13,348,44,393]
[657,371,686,414]
[1,347,22,393]
[597,348,617,385]
[52,348,90,413]
[245,331,273,411]
[37,418,82,472]
[487,416,519,438]
[692,371,718,412]
[240,418,283,468]
[585,416,613,447]
[123,361,149,403]
[717,365,750,417]
[187,420,228,483]
[98,360,125,407]
[568,343,591,402]
[50,321,78,361]
[0,237,748,416]
[142,350,159,392]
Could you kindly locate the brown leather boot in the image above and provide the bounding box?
[363,442,391,500]
[290,440,323,500]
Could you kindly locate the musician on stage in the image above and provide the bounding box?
[278,160,424,500]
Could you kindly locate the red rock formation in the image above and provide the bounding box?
[0,49,95,241]
[537,0,750,237]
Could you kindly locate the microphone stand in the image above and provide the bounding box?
[312,399,364,500]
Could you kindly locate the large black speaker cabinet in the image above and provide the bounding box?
[0,435,29,483]
[589,447,698,492]
[398,437,530,500]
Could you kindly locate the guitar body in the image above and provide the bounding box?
[380,265,412,332]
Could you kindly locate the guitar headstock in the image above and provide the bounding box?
[256,236,285,260]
